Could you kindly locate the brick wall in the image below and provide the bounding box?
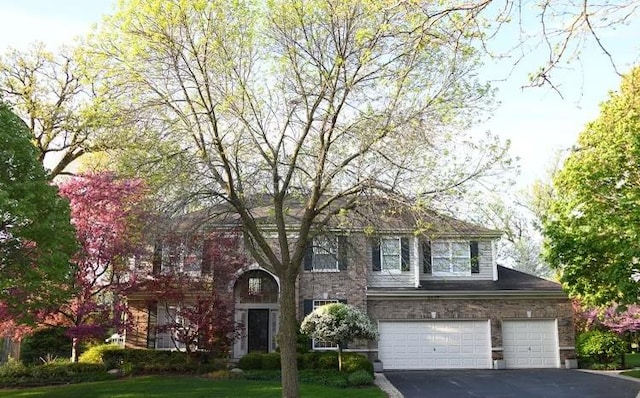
[297,235,369,315]
[367,296,575,351]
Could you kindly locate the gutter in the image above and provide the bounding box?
[366,290,568,299]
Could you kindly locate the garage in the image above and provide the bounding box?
[502,319,560,368]
[378,320,492,370]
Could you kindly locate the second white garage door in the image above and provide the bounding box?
[378,320,491,370]
[502,319,560,368]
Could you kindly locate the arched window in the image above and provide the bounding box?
[235,270,278,303]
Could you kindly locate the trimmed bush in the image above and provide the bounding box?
[20,327,72,364]
[238,352,263,370]
[93,348,222,374]
[262,352,281,370]
[348,369,374,386]
[341,353,373,374]
[317,351,339,369]
[78,344,122,365]
[0,361,112,388]
[577,330,626,364]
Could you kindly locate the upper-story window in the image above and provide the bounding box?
[156,237,202,276]
[424,240,479,276]
[372,237,410,273]
[304,235,347,272]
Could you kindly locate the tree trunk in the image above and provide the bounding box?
[338,344,343,372]
[279,274,300,398]
[71,337,78,363]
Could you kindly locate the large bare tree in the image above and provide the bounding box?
[86,1,513,396]
[0,43,120,177]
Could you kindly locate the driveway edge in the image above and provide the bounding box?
[374,373,404,398]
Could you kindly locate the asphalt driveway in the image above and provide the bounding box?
[384,369,640,398]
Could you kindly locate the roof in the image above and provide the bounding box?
[367,266,566,298]
[161,196,501,238]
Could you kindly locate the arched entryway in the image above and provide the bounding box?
[233,269,280,358]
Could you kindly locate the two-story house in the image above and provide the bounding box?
[124,204,574,370]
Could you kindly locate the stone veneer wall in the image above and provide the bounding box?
[367,297,575,357]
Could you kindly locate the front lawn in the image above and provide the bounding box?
[0,375,385,398]
[625,353,640,368]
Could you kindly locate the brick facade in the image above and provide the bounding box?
[367,296,575,358]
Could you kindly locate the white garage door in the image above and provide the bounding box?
[502,320,559,368]
[378,320,491,370]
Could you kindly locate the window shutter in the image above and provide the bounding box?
[303,242,313,271]
[371,238,381,271]
[338,236,348,271]
[303,299,313,316]
[146,301,158,349]
[470,241,480,273]
[422,241,432,274]
[152,242,162,275]
[401,238,410,271]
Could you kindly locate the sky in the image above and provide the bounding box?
[0,0,639,191]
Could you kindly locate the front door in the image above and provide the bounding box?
[248,309,270,353]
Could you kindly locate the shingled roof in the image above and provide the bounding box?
[163,195,501,238]
[367,266,566,298]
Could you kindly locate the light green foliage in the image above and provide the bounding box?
[87,1,509,395]
[0,44,119,178]
[300,303,378,348]
[541,67,640,305]
[576,330,626,364]
[0,101,77,322]
[78,344,122,365]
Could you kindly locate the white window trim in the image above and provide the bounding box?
[161,237,203,276]
[431,240,471,276]
[380,237,402,274]
[312,299,339,350]
[155,304,188,351]
[312,236,339,272]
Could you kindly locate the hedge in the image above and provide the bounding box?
[238,351,373,374]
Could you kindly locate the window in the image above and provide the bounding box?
[430,241,479,276]
[313,236,338,271]
[312,300,339,349]
[248,277,262,295]
[304,235,347,271]
[155,304,188,350]
[372,237,410,272]
[160,236,203,276]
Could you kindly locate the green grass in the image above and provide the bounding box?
[625,353,640,368]
[621,369,640,378]
[0,375,385,398]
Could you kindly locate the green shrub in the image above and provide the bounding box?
[299,352,318,369]
[316,351,339,369]
[341,353,373,374]
[0,361,112,388]
[78,344,122,365]
[20,328,72,365]
[238,353,263,370]
[348,369,374,386]
[0,359,30,378]
[262,352,281,370]
[577,330,626,364]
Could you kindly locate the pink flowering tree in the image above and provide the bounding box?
[44,172,149,362]
[142,232,245,356]
[300,303,378,371]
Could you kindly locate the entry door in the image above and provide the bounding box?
[248,309,270,353]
